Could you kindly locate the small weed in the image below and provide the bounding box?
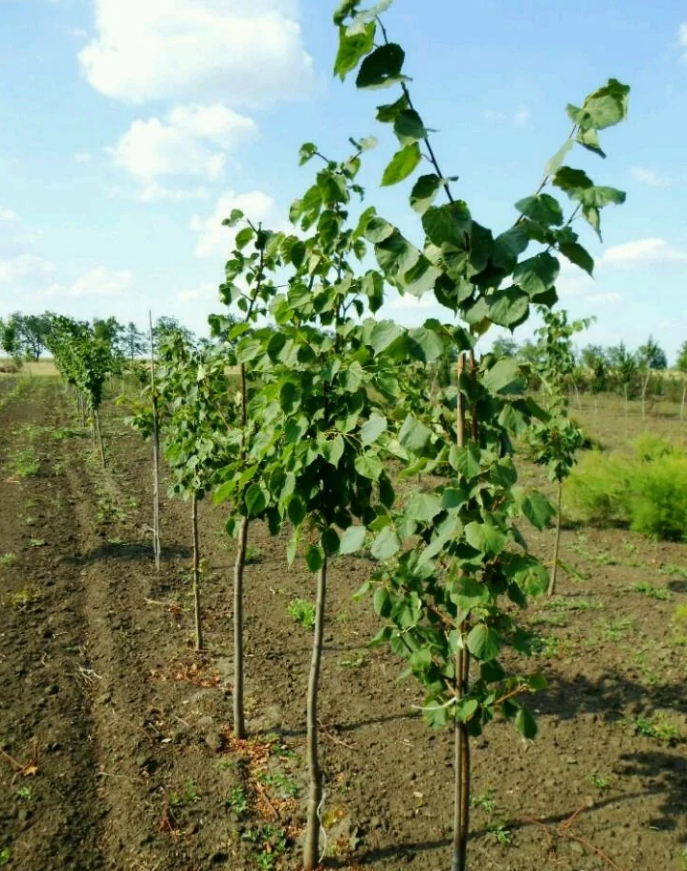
[626,713,683,742]
[52,426,82,441]
[470,792,496,815]
[545,597,603,613]
[287,599,316,630]
[226,785,249,816]
[0,847,9,866]
[339,652,368,669]
[11,449,41,478]
[597,617,635,643]
[674,604,687,645]
[52,462,64,476]
[486,822,513,846]
[629,581,672,601]
[530,632,561,658]
[681,847,687,871]
[245,546,263,565]
[16,786,34,802]
[28,538,46,548]
[0,553,17,568]
[530,613,567,628]
[169,779,200,808]
[259,771,300,799]
[587,771,610,790]
[2,589,40,609]
[24,516,36,526]
[660,564,687,581]
[242,824,287,871]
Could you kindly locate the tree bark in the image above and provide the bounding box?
[191,494,202,652]
[548,481,563,596]
[149,311,161,571]
[303,554,327,871]
[94,409,105,468]
[233,515,249,738]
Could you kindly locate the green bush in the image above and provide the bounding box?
[567,438,687,541]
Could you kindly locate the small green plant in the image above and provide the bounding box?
[626,713,683,742]
[587,771,610,790]
[660,564,687,581]
[629,581,672,601]
[241,824,288,871]
[339,652,368,669]
[28,538,46,548]
[545,597,603,613]
[0,846,9,866]
[680,847,687,871]
[226,785,249,816]
[470,792,496,815]
[16,786,34,802]
[259,771,300,799]
[486,822,513,846]
[597,617,634,643]
[0,553,17,568]
[11,449,41,478]
[286,599,316,630]
[674,604,687,644]
[3,589,39,609]
[245,546,263,565]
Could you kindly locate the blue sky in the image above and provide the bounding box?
[1,0,686,359]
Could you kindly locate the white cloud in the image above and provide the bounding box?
[484,106,531,127]
[0,207,18,222]
[600,238,687,267]
[137,183,212,203]
[74,151,92,163]
[586,292,622,306]
[45,265,133,298]
[388,293,437,311]
[176,283,216,303]
[678,22,687,61]
[630,166,672,188]
[191,190,277,257]
[513,106,531,127]
[78,0,314,107]
[110,104,256,183]
[0,254,56,283]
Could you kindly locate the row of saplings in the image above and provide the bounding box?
[48,4,631,868]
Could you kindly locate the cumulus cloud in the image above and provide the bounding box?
[176,283,217,303]
[0,254,56,283]
[600,238,687,267]
[484,106,531,127]
[45,265,133,298]
[78,0,314,107]
[586,292,622,306]
[0,207,18,222]
[74,151,92,163]
[191,190,277,257]
[678,22,687,61]
[110,104,257,182]
[630,166,672,188]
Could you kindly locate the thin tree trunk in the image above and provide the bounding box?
[548,481,563,596]
[233,515,248,739]
[191,494,202,652]
[149,311,161,571]
[681,384,686,423]
[94,409,105,468]
[303,554,327,871]
[624,384,628,419]
[452,353,470,871]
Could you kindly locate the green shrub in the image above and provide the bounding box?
[567,438,687,541]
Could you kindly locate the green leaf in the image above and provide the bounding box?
[567,79,630,131]
[360,413,387,446]
[306,544,324,572]
[492,224,529,269]
[482,358,522,394]
[355,453,383,481]
[544,138,574,175]
[287,495,307,527]
[235,227,254,249]
[464,520,507,556]
[222,208,243,227]
[513,252,560,298]
[553,166,593,194]
[394,108,430,144]
[451,576,489,611]
[371,525,400,561]
[321,528,340,556]
[487,287,530,329]
[506,555,549,597]
[402,256,442,299]
[514,705,538,740]
[410,174,442,214]
[405,492,443,523]
[521,490,555,530]
[577,127,605,157]
[559,241,594,276]
[449,444,482,479]
[298,143,318,166]
[381,143,422,186]
[245,484,267,517]
[333,0,358,25]
[322,434,345,467]
[442,486,468,511]
[356,43,405,89]
[399,414,432,452]
[422,201,471,247]
[370,319,404,354]
[334,22,375,80]
[467,624,501,662]
[407,325,445,362]
[339,525,367,556]
[514,194,564,227]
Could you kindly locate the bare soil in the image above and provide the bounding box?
[0,380,685,871]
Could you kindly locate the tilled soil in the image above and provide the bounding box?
[0,378,685,871]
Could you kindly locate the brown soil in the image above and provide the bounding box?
[0,379,685,871]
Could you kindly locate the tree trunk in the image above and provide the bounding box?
[548,481,563,596]
[149,311,161,571]
[191,494,202,652]
[624,384,628,419]
[681,384,686,423]
[233,515,249,739]
[303,554,327,871]
[94,409,105,468]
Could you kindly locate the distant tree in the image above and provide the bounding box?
[607,341,637,415]
[0,317,20,361]
[93,316,124,347]
[153,316,195,349]
[676,340,687,373]
[11,312,52,361]
[122,321,147,362]
[581,344,609,393]
[638,334,667,370]
[491,336,518,358]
